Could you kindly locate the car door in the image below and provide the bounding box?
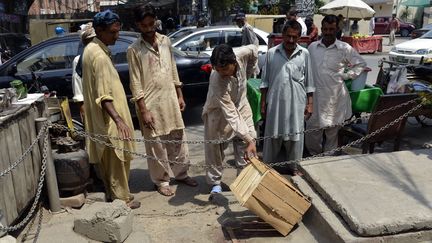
[374,17,390,34]
[12,39,79,97]
[175,30,222,54]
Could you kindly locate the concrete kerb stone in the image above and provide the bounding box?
[73,199,133,242]
[294,150,432,242]
[299,150,432,237]
[292,175,432,243]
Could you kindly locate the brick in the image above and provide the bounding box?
[60,193,85,208]
[85,192,107,203]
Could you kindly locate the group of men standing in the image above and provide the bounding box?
[77,4,366,207]
[259,14,366,175]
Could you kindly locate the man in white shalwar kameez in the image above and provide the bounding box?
[306,15,366,155]
[203,44,258,194]
[260,20,314,175]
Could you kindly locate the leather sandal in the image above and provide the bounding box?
[155,185,175,197]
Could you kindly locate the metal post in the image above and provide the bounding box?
[35,117,61,213]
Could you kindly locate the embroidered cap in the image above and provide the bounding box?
[93,10,120,27]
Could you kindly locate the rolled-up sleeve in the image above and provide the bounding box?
[345,46,366,80]
[260,51,271,89]
[127,47,145,102]
[93,55,114,107]
[304,49,315,93]
[168,40,182,87]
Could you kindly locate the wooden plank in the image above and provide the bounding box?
[244,194,294,236]
[249,157,268,174]
[19,113,36,197]
[252,184,302,225]
[260,173,311,214]
[270,170,308,197]
[28,107,41,182]
[7,121,27,213]
[230,164,262,204]
[0,129,18,225]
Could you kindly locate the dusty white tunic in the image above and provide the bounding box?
[307,40,366,128]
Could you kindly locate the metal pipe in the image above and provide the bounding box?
[35,117,61,213]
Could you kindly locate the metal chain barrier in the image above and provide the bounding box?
[0,129,49,232]
[52,98,420,145]
[51,101,424,170]
[0,122,49,177]
[269,102,425,167]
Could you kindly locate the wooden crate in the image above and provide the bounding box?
[230,157,311,236]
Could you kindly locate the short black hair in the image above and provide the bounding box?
[210,44,237,67]
[287,9,298,17]
[134,4,156,22]
[322,14,339,26]
[282,19,302,36]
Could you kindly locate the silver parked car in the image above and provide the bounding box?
[170,25,269,71]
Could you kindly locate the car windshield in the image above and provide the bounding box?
[170,30,195,43]
[420,30,432,39]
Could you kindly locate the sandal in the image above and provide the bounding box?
[155,185,175,197]
[175,176,198,187]
[210,185,222,194]
[127,200,141,209]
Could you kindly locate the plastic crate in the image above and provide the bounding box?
[350,85,383,113]
[247,78,262,124]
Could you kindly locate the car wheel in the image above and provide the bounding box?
[400,29,410,37]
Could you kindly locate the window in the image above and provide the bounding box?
[223,30,266,47]
[177,31,220,52]
[223,31,242,47]
[16,41,79,74]
[109,40,129,64]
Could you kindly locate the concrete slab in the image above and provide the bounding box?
[292,175,432,243]
[299,149,432,237]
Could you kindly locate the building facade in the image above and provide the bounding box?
[28,0,100,15]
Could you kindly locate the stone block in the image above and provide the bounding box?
[60,193,85,208]
[86,192,107,203]
[0,235,17,243]
[73,199,133,242]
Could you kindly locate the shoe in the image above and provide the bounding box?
[210,185,222,194]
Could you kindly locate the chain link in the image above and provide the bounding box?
[51,102,424,170]
[0,122,49,177]
[269,102,424,167]
[51,98,420,145]
[0,130,49,232]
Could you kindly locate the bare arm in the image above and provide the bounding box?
[101,100,132,140]
[260,88,267,118]
[136,97,155,130]
[175,85,186,112]
[305,93,313,120]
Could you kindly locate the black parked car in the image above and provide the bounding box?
[0,31,211,115]
[0,33,31,62]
